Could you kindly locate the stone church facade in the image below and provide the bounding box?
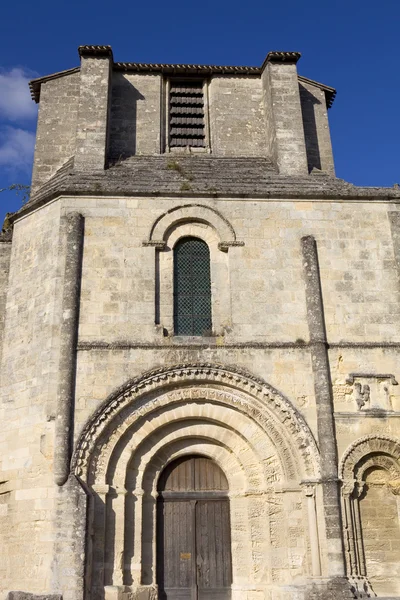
[1,45,400,600]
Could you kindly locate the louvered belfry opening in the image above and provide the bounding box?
[169,80,205,148]
[173,237,212,336]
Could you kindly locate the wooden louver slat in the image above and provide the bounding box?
[169,81,205,148]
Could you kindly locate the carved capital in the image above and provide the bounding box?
[341,479,356,497]
[387,478,400,495]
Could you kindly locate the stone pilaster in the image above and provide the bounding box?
[54,212,84,486]
[388,211,400,282]
[0,237,12,367]
[74,45,113,172]
[261,51,308,175]
[301,235,346,578]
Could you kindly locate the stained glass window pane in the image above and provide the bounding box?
[173,237,212,336]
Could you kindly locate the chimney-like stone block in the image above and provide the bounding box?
[262,52,308,176]
[74,45,113,172]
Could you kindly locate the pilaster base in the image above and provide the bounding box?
[306,577,356,600]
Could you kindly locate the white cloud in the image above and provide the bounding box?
[0,68,38,121]
[0,126,35,173]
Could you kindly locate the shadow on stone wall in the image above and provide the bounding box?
[299,84,322,173]
[108,75,145,161]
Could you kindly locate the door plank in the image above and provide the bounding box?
[196,499,232,599]
[159,500,193,599]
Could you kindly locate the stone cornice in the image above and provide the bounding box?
[11,155,400,224]
[78,45,113,58]
[263,51,301,66]
[28,45,336,107]
[114,61,260,76]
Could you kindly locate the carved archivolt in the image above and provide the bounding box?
[340,434,400,487]
[72,363,320,482]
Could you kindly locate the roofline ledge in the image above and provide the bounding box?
[261,51,301,71]
[78,45,113,59]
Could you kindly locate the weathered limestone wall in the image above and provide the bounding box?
[0,203,63,596]
[31,73,80,192]
[74,54,112,172]
[208,76,266,156]
[300,81,335,174]
[29,65,336,178]
[74,346,317,440]
[330,344,400,467]
[67,196,400,344]
[0,241,12,364]
[261,61,308,175]
[358,468,400,596]
[69,194,400,494]
[109,73,162,158]
[2,193,400,598]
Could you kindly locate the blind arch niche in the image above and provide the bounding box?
[173,236,212,336]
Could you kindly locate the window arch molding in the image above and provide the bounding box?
[158,221,232,336]
[144,203,243,251]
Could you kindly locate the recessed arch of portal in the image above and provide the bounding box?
[107,408,282,491]
[138,444,264,589]
[85,389,312,489]
[141,439,248,495]
[73,364,320,485]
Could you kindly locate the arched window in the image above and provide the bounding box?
[173,237,212,335]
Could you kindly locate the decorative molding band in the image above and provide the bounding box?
[142,240,245,252]
[329,342,400,348]
[218,241,245,251]
[142,240,166,249]
[335,411,400,419]
[77,341,309,351]
[76,340,400,351]
[346,373,398,385]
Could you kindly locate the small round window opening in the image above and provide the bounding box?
[173,237,212,336]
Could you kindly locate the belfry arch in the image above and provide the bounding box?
[72,364,321,600]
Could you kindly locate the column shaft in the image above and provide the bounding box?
[54,212,84,486]
[301,235,345,576]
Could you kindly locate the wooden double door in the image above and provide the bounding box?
[157,456,232,600]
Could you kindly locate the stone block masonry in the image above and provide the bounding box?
[2,44,400,600]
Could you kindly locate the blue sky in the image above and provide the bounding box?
[1,0,399,224]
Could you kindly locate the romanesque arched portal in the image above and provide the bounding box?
[72,364,321,600]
